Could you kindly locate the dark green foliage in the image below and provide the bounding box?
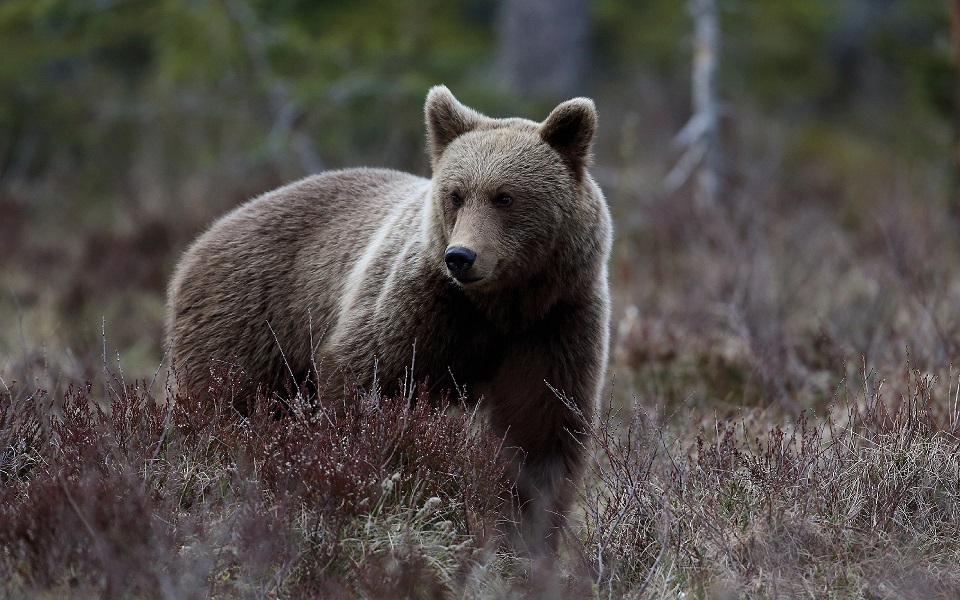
[0,0,498,190]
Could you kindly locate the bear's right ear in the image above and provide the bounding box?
[425,85,483,168]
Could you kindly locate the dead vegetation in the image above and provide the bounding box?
[0,373,512,598]
[3,347,960,598]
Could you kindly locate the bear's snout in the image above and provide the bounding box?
[444,246,477,281]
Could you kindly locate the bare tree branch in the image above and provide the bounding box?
[667,0,725,208]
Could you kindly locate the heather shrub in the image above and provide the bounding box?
[0,370,512,598]
[580,365,960,599]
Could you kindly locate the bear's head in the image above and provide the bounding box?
[425,86,598,293]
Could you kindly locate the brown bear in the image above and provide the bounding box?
[165,86,612,553]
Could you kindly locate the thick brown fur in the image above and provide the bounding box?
[165,86,612,554]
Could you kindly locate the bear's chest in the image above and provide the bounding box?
[372,283,508,394]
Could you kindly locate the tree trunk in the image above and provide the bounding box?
[950,0,960,195]
[690,0,724,208]
[496,0,590,100]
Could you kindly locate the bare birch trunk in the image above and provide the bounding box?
[690,0,724,208]
[950,0,960,194]
[663,0,725,208]
[496,0,589,100]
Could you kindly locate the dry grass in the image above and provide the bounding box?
[0,373,512,598]
[3,356,960,598]
[582,364,960,599]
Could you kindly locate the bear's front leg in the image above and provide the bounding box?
[484,308,607,556]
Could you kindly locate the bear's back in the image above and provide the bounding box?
[166,167,431,395]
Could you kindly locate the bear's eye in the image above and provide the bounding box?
[495,193,514,208]
[449,192,463,208]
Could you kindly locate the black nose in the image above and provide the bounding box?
[444,246,476,279]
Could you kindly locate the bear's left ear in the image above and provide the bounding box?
[425,85,484,168]
[539,98,597,178]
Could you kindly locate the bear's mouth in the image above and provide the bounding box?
[453,275,484,285]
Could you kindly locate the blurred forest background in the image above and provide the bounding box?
[5,1,960,597]
[0,0,955,414]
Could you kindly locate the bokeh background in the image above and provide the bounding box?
[0,0,954,414]
[5,2,960,597]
